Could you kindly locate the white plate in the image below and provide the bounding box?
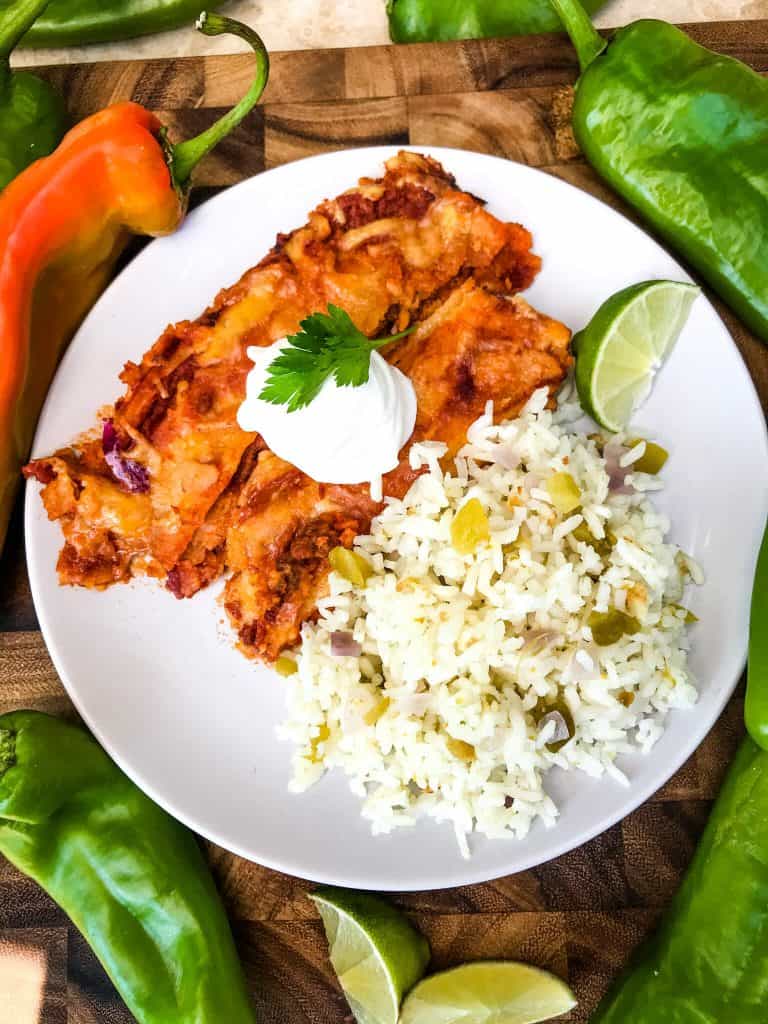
[26,147,768,890]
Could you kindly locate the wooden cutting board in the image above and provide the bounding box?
[0,21,766,1023]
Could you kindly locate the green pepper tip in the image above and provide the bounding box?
[169,12,270,191]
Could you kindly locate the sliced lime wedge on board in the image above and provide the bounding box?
[399,960,576,1024]
[310,887,430,1024]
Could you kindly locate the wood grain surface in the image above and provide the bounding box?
[0,21,766,1024]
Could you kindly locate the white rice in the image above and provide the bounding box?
[277,384,701,857]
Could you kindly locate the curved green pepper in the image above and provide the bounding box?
[1,0,225,47]
[388,0,606,44]
[550,0,768,344]
[593,738,768,1022]
[0,711,256,1024]
[746,521,768,750]
[0,0,66,190]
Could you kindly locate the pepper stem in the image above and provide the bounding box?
[0,0,53,59]
[549,0,607,72]
[0,729,16,776]
[170,12,270,191]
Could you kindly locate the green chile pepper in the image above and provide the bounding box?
[746,521,768,750]
[0,0,66,190]
[1,0,225,47]
[388,0,606,44]
[0,711,256,1024]
[593,737,768,1022]
[550,0,768,344]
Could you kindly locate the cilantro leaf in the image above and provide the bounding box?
[258,304,414,412]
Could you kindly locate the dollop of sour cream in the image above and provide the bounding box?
[237,340,417,497]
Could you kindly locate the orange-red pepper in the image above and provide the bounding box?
[0,12,269,552]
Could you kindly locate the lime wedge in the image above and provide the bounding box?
[399,961,576,1024]
[574,280,699,431]
[310,887,430,1024]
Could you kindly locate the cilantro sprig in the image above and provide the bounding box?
[258,304,414,413]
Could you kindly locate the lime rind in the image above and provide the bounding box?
[399,960,577,1024]
[575,280,699,432]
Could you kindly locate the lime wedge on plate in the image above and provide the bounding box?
[399,961,576,1024]
[310,887,430,1024]
[574,280,699,431]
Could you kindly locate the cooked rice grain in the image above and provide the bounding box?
[278,386,700,856]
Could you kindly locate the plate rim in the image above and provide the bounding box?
[25,144,768,890]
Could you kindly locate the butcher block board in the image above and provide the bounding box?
[0,21,766,1024]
